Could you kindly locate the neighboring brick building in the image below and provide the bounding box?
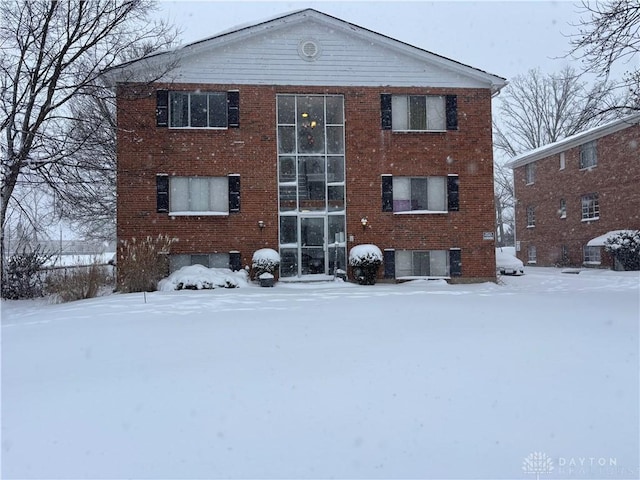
[109,9,506,282]
[507,113,640,268]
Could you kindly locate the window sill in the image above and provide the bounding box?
[581,217,600,222]
[579,165,597,171]
[526,182,534,186]
[560,215,567,219]
[396,276,450,281]
[168,126,228,130]
[526,225,535,228]
[169,211,229,217]
[583,261,602,266]
[393,210,448,215]
[527,261,537,264]
[392,129,447,133]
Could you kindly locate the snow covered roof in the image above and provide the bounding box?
[106,8,506,92]
[587,230,638,247]
[506,112,640,169]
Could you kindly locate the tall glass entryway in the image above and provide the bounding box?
[276,94,346,278]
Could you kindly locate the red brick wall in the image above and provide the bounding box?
[513,124,640,267]
[117,83,497,281]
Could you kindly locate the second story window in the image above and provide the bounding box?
[559,198,567,218]
[526,205,536,227]
[581,193,599,221]
[525,162,535,184]
[579,140,597,169]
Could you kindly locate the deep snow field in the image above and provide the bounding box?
[2,267,639,479]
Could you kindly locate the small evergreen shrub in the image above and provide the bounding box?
[251,248,280,279]
[349,244,383,285]
[1,246,51,299]
[117,235,175,293]
[604,230,640,271]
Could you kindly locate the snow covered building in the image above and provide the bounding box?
[110,9,506,282]
[507,113,640,268]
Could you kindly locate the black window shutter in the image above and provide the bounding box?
[227,91,239,128]
[446,95,458,130]
[156,174,169,212]
[447,175,459,212]
[449,249,462,277]
[229,251,242,271]
[156,90,169,127]
[381,94,392,130]
[383,249,395,279]
[228,174,240,212]
[382,175,393,212]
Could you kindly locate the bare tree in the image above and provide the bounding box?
[0,0,177,279]
[494,161,515,247]
[569,0,640,109]
[493,66,623,158]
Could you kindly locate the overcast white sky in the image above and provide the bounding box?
[153,0,597,82]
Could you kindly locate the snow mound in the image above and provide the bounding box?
[252,248,280,264]
[157,265,250,291]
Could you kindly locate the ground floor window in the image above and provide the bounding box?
[583,245,601,264]
[527,245,537,264]
[169,252,230,273]
[395,250,449,277]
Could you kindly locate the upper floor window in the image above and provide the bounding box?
[170,92,227,128]
[381,94,457,131]
[526,205,536,227]
[559,152,566,170]
[559,198,567,218]
[525,162,535,184]
[156,174,240,215]
[382,175,458,213]
[156,90,239,129]
[581,193,599,221]
[579,141,597,169]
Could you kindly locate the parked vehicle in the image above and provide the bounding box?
[496,247,525,276]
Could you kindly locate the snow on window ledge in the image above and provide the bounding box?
[527,261,537,264]
[583,261,602,266]
[581,217,600,222]
[393,210,448,215]
[169,211,229,217]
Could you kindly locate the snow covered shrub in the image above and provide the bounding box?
[604,230,640,271]
[157,265,250,291]
[117,235,175,293]
[46,261,113,303]
[349,244,383,285]
[1,246,51,299]
[251,248,280,279]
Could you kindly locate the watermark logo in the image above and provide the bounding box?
[523,452,554,480]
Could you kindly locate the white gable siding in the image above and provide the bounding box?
[157,21,491,88]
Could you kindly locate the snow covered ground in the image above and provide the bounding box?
[2,267,639,479]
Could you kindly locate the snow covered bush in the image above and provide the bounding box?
[117,235,175,293]
[251,248,280,279]
[1,246,51,299]
[349,244,383,285]
[604,230,640,271]
[157,265,249,291]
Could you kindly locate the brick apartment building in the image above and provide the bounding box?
[109,9,506,282]
[507,113,640,268]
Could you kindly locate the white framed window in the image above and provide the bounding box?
[559,152,566,170]
[526,205,536,227]
[583,245,601,264]
[396,250,449,277]
[527,245,537,264]
[579,141,597,169]
[170,177,229,215]
[170,253,231,272]
[391,95,446,131]
[169,92,228,128]
[392,176,447,213]
[525,162,535,184]
[559,198,566,218]
[581,193,599,221]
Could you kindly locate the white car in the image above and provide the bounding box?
[496,247,525,276]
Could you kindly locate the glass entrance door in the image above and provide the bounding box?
[300,217,325,275]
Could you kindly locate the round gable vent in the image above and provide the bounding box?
[298,39,320,61]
